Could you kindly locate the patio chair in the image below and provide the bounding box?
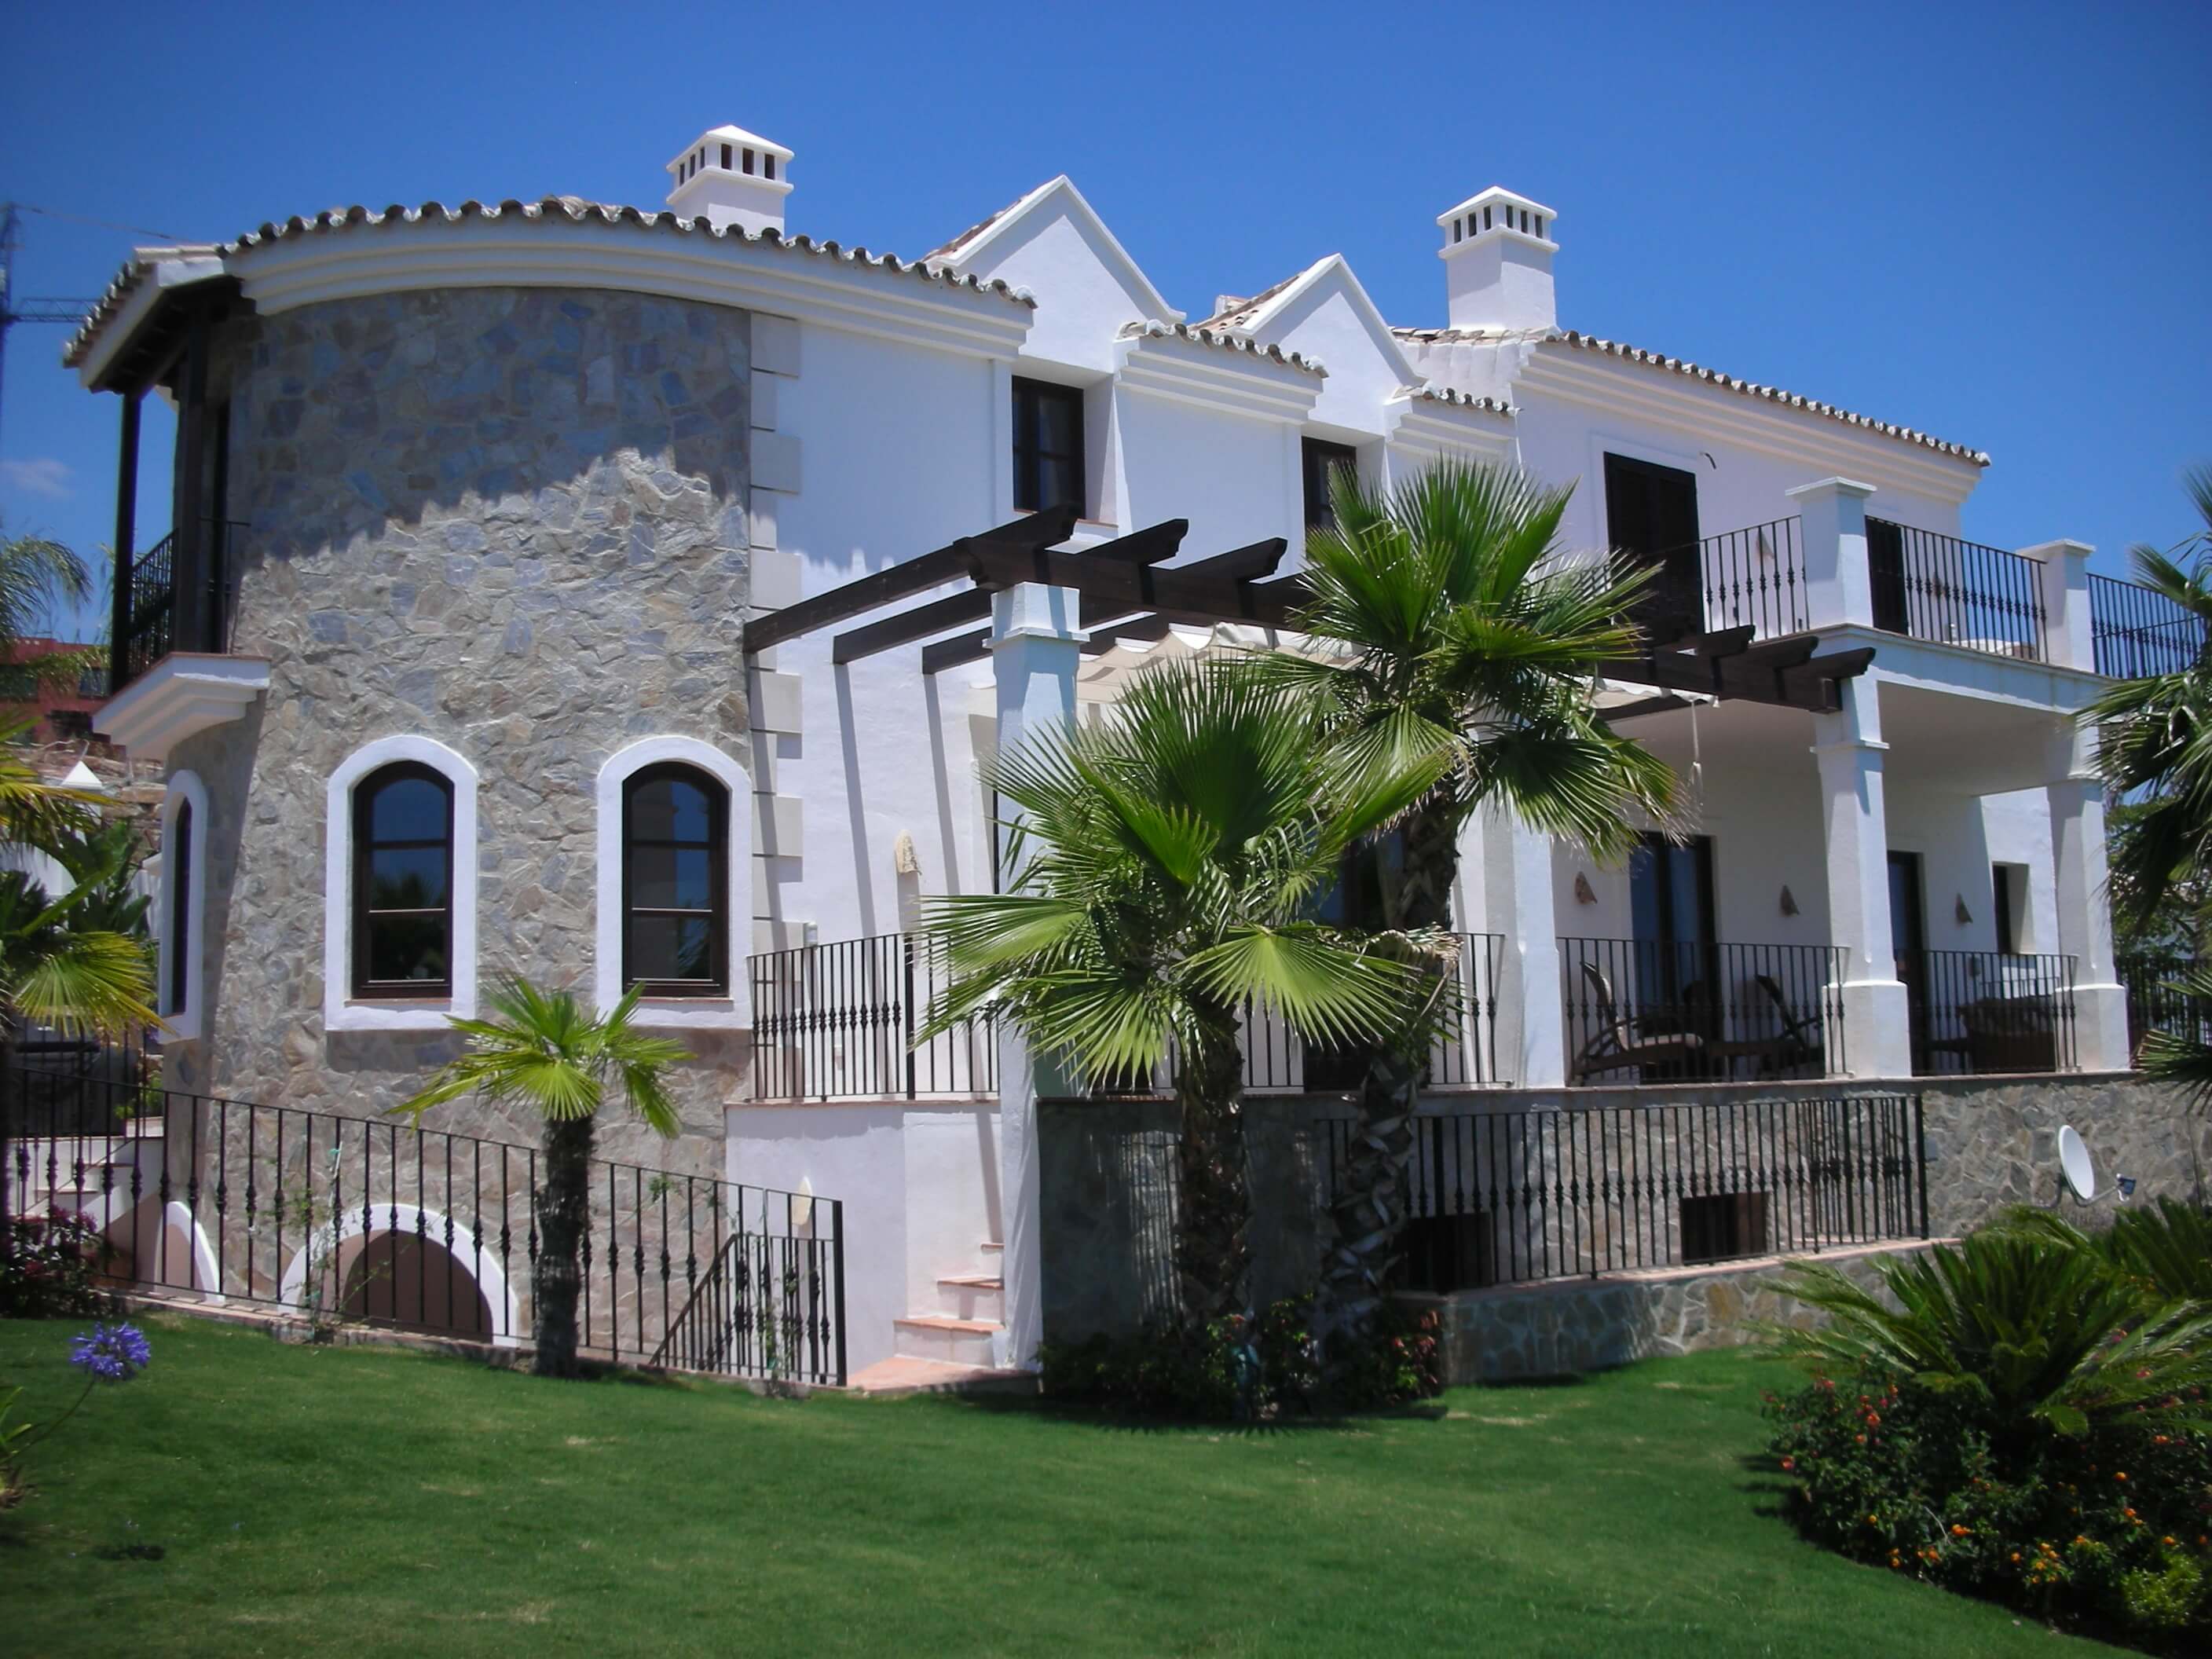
[1568,961,1708,1082]
[1708,973,1824,1078]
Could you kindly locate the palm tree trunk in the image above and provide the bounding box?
[533,1115,596,1379]
[1320,795,1462,1354]
[1174,996,1253,1325]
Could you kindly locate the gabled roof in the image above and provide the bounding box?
[1395,324,1988,466]
[1193,255,1417,392]
[64,197,1035,368]
[925,176,1177,323]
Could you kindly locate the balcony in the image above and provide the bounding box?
[2089,572,2207,679]
[1560,936,1848,1085]
[1906,950,2077,1075]
[1695,516,1808,642]
[97,518,266,762]
[1866,518,2047,661]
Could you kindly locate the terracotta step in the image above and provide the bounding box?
[893,1313,999,1365]
[938,1273,1002,1290]
[847,1356,1036,1398]
[936,1273,1003,1323]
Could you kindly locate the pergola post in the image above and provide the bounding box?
[1464,806,1567,1086]
[1811,675,1914,1078]
[987,581,1083,1372]
[2045,720,2129,1071]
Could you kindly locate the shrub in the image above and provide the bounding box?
[1039,1295,1440,1419]
[1767,1373,2212,1645]
[0,1208,115,1319]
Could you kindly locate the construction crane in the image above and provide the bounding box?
[0,203,115,454]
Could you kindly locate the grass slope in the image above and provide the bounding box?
[0,1313,2113,1657]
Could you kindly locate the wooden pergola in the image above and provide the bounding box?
[743,508,1874,716]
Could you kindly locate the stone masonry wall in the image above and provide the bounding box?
[1039,1074,2209,1376]
[167,284,752,1177]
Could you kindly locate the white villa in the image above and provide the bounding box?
[38,119,2195,1388]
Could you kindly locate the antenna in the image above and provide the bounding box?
[2054,1123,2097,1207]
[0,203,101,455]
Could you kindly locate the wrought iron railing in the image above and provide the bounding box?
[1906,950,2077,1075]
[1240,932,1508,1093]
[1317,1093,1927,1290]
[1866,518,2045,661]
[1559,937,1848,1084]
[2,1069,845,1385]
[111,518,248,694]
[2090,573,2207,679]
[2117,953,2210,1064]
[749,932,995,1101]
[1698,516,1807,641]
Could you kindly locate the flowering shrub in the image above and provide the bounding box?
[1040,1295,1440,1419]
[0,1207,114,1318]
[2,1322,152,1511]
[1767,1372,2212,1646]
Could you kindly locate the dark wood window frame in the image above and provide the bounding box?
[167,798,193,1016]
[351,762,455,1000]
[1302,437,1360,530]
[621,761,731,998]
[1011,376,1086,516]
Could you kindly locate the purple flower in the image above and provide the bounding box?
[68,1324,151,1382]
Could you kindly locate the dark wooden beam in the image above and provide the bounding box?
[829,519,1188,665]
[1777,646,1877,711]
[1079,538,1290,647]
[744,507,1077,655]
[1598,693,1692,724]
[920,629,992,676]
[959,541,1298,631]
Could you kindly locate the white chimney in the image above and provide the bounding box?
[1437,187,1558,332]
[665,124,793,236]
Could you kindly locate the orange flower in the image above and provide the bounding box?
[1951,1525,1972,1537]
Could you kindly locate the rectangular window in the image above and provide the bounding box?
[1994,862,2026,954]
[1302,438,1359,530]
[1012,377,1086,515]
[720,143,732,170]
[764,154,776,181]
[742,148,755,175]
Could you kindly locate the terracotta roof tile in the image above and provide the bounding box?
[1116,319,1325,375]
[65,197,1035,367]
[1393,324,1987,464]
[1401,383,1512,415]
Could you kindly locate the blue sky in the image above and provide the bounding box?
[3,0,2207,641]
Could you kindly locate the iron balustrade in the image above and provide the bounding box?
[2117,954,2209,1064]
[1240,932,1509,1093]
[2089,573,2207,679]
[0,1069,846,1386]
[1317,1093,1927,1291]
[749,932,995,1101]
[111,518,248,694]
[1697,516,1807,641]
[1866,518,2046,661]
[1559,936,1848,1084]
[1906,950,2077,1076]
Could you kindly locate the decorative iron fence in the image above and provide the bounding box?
[1906,950,2077,1075]
[1559,937,1848,1084]
[2117,953,2210,1063]
[1,1069,845,1386]
[117,529,176,690]
[1698,516,1807,641]
[749,932,995,1101]
[1866,518,2046,661]
[2090,573,2207,679]
[1240,932,1508,1093]
[1317,1093,1926,1291]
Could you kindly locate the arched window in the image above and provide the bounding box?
[351,763,454,998]
[621,763,729,995]
[168,799,193,1013]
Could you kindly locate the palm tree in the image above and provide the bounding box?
[2080,466,2212,1099]
[1261,459,1679,1347]
[0,731,155,1053]
[0,529,98,695]
[395,980,690,1378]
[920,659,1443,1324]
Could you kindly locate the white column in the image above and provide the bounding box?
[1811,676,1913,1078]
[1464,805,1567,1087]
[2045,721,2129,1070]
[1787,475,1878,632]
[988,581,1082,1371]
[2020,539,2096,672]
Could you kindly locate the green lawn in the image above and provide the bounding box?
[0,1313,2115,1657]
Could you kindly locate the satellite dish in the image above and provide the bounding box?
[2056,1125,2097,1205]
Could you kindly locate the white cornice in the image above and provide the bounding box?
[1116,336,1321,424]
[94,654,270,763]
[1515,353,1983,504]
[231,221,1035,361]
[1386,399,1516,463]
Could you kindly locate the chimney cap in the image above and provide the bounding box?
[1437,185,1556,229]
[668,124,794,176]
